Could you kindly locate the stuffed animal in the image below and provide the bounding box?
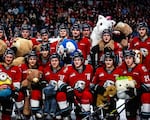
[39,80,58,119]
[115,76,136,99]
[115,76,137,120]
[0,40,7,61]
[11,37,36,57]
[90,15,116,47]
[57,38,78,64]
[0,72,13,99]
[21,69,42,89]
[133,49,142,64]
[21,69,42,116]
[96,80,117,107]
[57,38,78,57]
[113,22,133,48]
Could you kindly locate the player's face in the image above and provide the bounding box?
[104,58,114,68]
[51,58,60,68]
[41,33,49,42]
[4,54,14,65]
[21,30,30,39]
[138,27,147,37]
[82,28,90,38]
[73,57,82,68]
[28,57,37,67]
[102,33,111,43]
[59,29,68,38]
[124,56,134,67]
[72,29,80,37]
[41,50,49,58]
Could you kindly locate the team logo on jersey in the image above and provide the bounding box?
[45,72,50,76]
[11,70,16,73]
[70,73,76,77]
[133,72,139,75]
[99,73,104,77]
[142,66,148,72]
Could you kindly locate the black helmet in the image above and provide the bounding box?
[50,53,61,61]
[137,22,148,32]
[21,24,31,31]
[40,43,50,51]
[82,23,91,30]
[123,50,135,58]
[104,51,115,59]
[71,23,81,31]
[3,48,15,58]
[27,50,37,60]
[40,28,49,35]
[102,29,112,36]
[72,50,84,61]
[59,24,69,34]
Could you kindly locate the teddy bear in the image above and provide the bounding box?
[96,80,117,108]
[90,15,116,47]
[21,69,42,116]
[0,40,7,62]
[11,37,40,57]
[113,22,133,49]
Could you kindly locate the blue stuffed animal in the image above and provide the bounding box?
[57,38,78,64]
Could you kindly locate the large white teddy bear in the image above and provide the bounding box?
[90,15,116,47]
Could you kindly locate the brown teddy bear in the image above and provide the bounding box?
[113,22,133,48]
[21,69,42,116]
[11,37,40,57]
[21,69,42,89]
[96,83,117,108]
[0,40,7,61]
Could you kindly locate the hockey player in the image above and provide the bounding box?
[129,22,150,72]
[38,42,51,68]
[90,29,122,69]
[0,48,22,120]
[19,50,43,117]
[91,50,123,119]
[82,23,91,39]
[42,53,68,119]
[57,50,94,119]
[20,24,40,46]
[119,49,150,120]
[71,23,91,61]
[40,28,58,55]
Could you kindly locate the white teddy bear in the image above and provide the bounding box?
[90,15,116,47]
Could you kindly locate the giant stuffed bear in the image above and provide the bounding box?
[113,22,133,49]
[11,37,35,57]
[90,15,116,47]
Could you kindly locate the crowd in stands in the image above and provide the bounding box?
[0,0,150,39]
